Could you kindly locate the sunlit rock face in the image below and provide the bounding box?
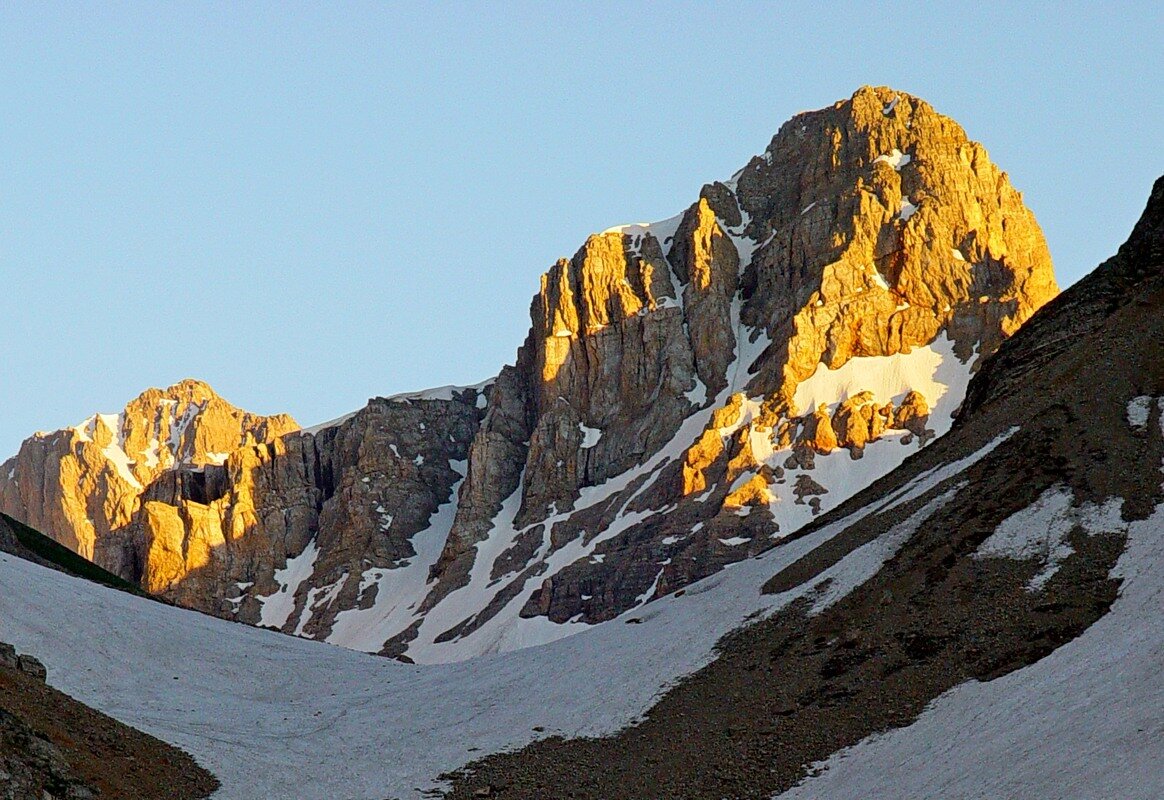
[0,379,298,563]
[113,387,490,624]
[2,87,1057,663]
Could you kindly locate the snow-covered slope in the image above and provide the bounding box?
[0,496,883,798]
[777,488,1164,800]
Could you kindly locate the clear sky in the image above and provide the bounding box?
[1,2,1161,456]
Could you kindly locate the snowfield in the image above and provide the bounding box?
[0,510,863,799]
[776,497,1164,800]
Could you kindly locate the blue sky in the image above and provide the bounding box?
[1,2,1161,456]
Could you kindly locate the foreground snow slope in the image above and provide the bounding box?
[777,496,1164,800]
[0,521,836,798]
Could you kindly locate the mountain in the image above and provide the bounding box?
[0,379,298,563]
[444,174,1164,800]
[1,86,1058,664]
[436,176,1164,799]
[0,175,1157,799]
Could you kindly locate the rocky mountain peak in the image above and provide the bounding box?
[346,86,1058,660]
[0,380,297,560]
[2,88,1059,664]
[497,85,1056,529]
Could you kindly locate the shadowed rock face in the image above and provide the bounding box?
[1,87,1058,663]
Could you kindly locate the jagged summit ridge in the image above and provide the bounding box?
[0,87,1058,663]
[0,380,298,560]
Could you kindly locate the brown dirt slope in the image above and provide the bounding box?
[439,180,1164,799]
[0,647,219,800]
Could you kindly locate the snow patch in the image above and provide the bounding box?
[873,149,911,170]
[603,221,651,234]
[792,333,963,418]
[79,413,144,490]
[139,437,161,469]
[1127,395,1153,430]
[633,567,666,606]
[601,212,684,252]
[685,378,708,407]
[387,379,496,405]
[692,332,977,536]
[301,411,358,436]
[578,424,603,449]
[256,540,320,629]
[976,487,1125,591]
